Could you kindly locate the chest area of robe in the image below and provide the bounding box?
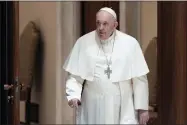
[82,38,134,69]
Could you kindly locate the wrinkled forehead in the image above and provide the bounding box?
[96,11,115,22]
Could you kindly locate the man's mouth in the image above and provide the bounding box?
[99,32,105,35]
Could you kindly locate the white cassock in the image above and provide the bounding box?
[63,30,149,124]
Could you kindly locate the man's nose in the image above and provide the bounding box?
[99,25,104,30]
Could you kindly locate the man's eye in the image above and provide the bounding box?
[103,23,107,26]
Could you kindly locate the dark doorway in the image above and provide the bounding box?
[0,1,19,125]
[0,1,14,124]
[157,2,187,125]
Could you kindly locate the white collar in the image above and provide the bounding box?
[100,32,115,45]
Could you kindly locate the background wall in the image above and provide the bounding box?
[60,2,81,124]
[140,2,157,52]
[19,2,58,124]
[140,1,157,104]
[120,1,157,104]
[19,1,81,124]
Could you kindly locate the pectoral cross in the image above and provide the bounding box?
[104,66,112,79]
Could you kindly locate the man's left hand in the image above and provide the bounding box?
[138,110,149,125]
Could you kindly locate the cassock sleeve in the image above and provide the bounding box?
[66,74,84,102]
[132,75,149,110]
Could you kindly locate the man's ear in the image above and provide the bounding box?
[114,21,118,28]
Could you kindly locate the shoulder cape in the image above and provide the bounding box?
[63,30,149,82]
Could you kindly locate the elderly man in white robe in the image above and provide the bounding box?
[63,7,149,124]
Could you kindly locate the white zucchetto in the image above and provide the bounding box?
[99,7,117,20]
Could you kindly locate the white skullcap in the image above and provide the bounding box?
[99,7,117,20]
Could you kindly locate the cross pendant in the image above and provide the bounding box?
[104,66,112,79]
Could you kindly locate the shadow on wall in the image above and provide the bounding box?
[19,21,44,100]
[30,22,45,123]
[144,37,157,105]
[19,21,45,124]
[34,24,44,93]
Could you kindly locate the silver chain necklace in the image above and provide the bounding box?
[100,32,116,79]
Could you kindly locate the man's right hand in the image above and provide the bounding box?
[68,98,81,108]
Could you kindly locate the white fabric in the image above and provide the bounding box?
[66,74,83,101]
[65,34,149,124]
[63,30,149,82]
[66,74,149,124]
[99,7,117,19]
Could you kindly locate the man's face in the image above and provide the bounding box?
[96,11,118,40]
